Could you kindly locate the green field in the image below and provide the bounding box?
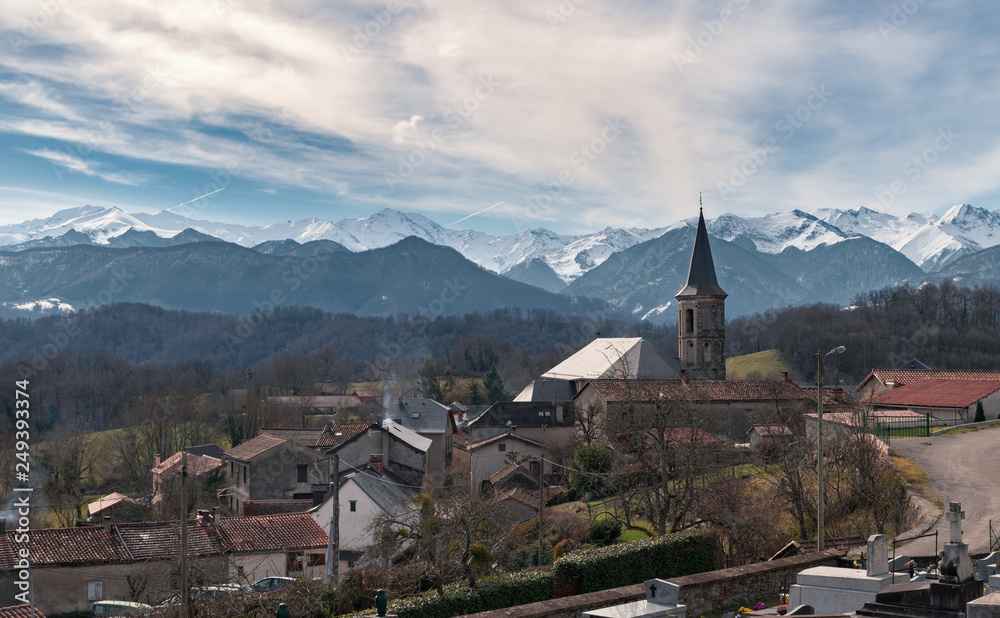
[726,349,790,380]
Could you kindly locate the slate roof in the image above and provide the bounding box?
[859,369,1000,392]
[0,513,328,568]
[385,398,453,435]
[224,433,288,461]
[87,492,141,517]
[873,379,1000,409]
[581,379,812,403]
[676,208,727,298]
[0,605,47,618]
[514,379,578,403]
[343,465,417,516]
[539,338,673,381]
[151,450,224,480]
[182,444,225,459]
[469,401,574,430]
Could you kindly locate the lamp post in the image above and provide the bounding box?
[816,345,846,552]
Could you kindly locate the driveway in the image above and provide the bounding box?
[891,425,1000,556]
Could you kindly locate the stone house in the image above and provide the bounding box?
[454,431,548,492]
[222,434,327,516]
[464,401,576,449]
[151,445,225,506]
[383,399,456,487]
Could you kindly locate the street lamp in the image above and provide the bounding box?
[816,345,845,552]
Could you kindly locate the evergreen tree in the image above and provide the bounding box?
[419,357,444,402]
[975,400,986,423]
[482,363,505,402]
[468,380,484,405]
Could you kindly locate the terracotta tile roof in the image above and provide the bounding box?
[0,605,47,618]
[467,431,544,451]
[0,525,130,567]
[151,451,224,480]
[224,433,287,461]
[861,369,1000,391]
[116,521,227,560]
[87,492,141,517]
[582,379,812,403]
[658,427,723,443]
[260,427,324,447]
[218,512,328,553]
[499,488,541,511]
[317,423,370,448]
[873,379,1000,409]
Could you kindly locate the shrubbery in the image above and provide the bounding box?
[588,517,622,546]
[386,571,554,618]
[553,530,720,593]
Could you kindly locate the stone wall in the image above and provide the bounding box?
[459,550,843,618]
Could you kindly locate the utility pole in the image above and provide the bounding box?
[326,455,340,584]
[816,350,824,553]
[537,456,544,567]
[180,452,189,618]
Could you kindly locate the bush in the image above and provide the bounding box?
[588,517,622,546]
[975,400,986,423]
[554,530,721,594]
[387,571,554,618]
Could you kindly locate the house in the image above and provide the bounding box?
[856,368,1000,401]
[87,492,145,522]
[222,434,327,515]
[871,379,1000,424]
[455,431,548,492]
[514,337,674,402]
[464,401,576,447]
[383,398,457,487]
[322,420,431,488]
[151,446,225,506]
[0,511,328,616]
[262,421,371,453]
[497,487,543,523]
[748,423,793,446]
[574,377,813,443]
[310,464,418,572]
[804,408,933,444]
[269,395,368,417]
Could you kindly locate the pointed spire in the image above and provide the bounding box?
[676,206,727,298]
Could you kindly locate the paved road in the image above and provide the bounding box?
[891,425,1000,556]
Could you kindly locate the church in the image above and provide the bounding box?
[513,205,815,442]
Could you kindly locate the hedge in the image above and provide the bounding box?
[387,571,554,618]
[553,530,721,593]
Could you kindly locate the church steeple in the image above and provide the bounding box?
[676,200,726,380]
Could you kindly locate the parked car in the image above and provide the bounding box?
[251,576,296,592]
[161,584,251,605]
[91,600,153,616]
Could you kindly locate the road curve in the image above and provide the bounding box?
[891,425,1000,556]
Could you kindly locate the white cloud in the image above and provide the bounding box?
[25,149,151,186]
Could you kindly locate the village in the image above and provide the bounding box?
[4,212,1000,618]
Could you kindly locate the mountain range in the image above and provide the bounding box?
[2,203,1000,322]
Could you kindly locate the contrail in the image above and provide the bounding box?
[446,201,503,228]
[174,187,225,209]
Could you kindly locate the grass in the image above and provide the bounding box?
[726,349,790,380]
[890,454,941,507]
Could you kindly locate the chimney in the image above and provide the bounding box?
[682,373,690,384]
[780,372,788,381]
[312,487,327,508]
[211,507,220,525]
[103,515,112,534]
[555,404,564,424]
[1,518,6,538]
[833,387,844,402]
[154,453,161,467]
[197,509,212,526]
[886,381,896,390]
[382,424,391,470]
[370,454,384,475]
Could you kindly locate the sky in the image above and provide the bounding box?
[1,0,999,236]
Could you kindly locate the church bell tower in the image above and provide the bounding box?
[675,202,726,380]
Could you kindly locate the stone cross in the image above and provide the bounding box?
[946,502,965,544]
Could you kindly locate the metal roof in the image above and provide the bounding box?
[540,338,673,381]
[381,419,432,452]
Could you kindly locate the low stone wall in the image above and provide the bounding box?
[460,550,844,618]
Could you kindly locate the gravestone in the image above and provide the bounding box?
[977,551,1000,581]
[940,501,974,584]
[582,579,686,618]
[868,534,889,577]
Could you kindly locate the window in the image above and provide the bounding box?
[88,581,103,601]
[242,465,247,485]
[685,308,694,334]
[529,460,539,475]
[297,464,308,483]
[349,500,357,512]
[498,443,506,452]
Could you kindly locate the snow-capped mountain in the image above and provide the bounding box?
[707,209,853,253]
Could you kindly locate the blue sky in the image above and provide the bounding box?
[1,0,999,235]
